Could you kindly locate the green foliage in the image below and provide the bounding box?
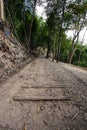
[4,0,87,67]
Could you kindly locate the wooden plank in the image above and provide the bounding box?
[22,85,65,89]
[31,86,65,89]
[13,96,70,101]
[13,87,70,102]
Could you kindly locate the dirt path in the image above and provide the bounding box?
[0,58,87,130]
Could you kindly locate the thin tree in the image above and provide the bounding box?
[56,0,66,62]
[27,0,37,52]
[67,0,87,63]
[4,1,23,45]
[78,28,87,64]
[67,17,86,64]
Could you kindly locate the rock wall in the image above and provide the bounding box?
[0,33,30,83]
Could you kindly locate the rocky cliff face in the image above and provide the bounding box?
[0,33,29,83]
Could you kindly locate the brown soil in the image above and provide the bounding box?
[0,58,87,130]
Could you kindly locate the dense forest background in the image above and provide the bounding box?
[4,0,87,67]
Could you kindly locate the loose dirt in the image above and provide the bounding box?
[0,58,87,130]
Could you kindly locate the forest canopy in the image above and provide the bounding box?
[4,0,87,67]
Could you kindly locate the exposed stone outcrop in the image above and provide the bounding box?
[0,32,31,83]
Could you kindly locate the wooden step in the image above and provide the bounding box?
[13,87,70,102]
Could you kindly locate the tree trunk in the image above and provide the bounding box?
[68,47,77,64]
[67,19,85,64]
[23,7,28,49]
[52,42,56,61]
[4,2,22,45]
[68,34,79,64]
[67,38,75,63]
[56,0,66,62]
[0,0,5,21]
[78,49,82,65]
[46,37,50,58]
[78,28,87,65]
[27,0,37,53]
